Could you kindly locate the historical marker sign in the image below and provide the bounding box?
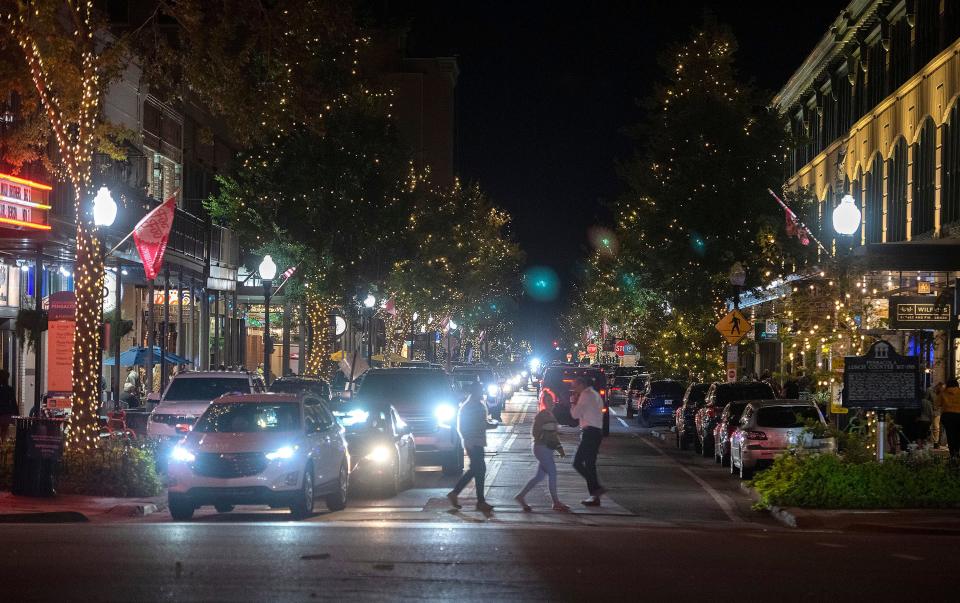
[841,341,921,409]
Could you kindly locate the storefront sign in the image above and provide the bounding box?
[888,296,953,330]
[152,289,193,306]
[917,281,932,294]
[0,173,52,231]
[842,341,920,409]
[47,291,76,395]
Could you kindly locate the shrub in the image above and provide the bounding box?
[59,438,162,498]
[752,452,960,509]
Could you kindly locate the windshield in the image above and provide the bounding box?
[716,383,775,404]
[163,377,249,402]
[650,382,685,397]
[357,372,453,405]
[687,385,709,405]
[452,370,495,388]
[269,380,329,399]
[612,376,632,387]
[726,402,748,421]
[193,402,300,433]
[756,406,820,428]
[543,368,605,392]
[614,367,641,377]
[333,406,390,433]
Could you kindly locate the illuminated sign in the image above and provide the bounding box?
[0,173,52,231]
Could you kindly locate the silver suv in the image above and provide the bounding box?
[730,399,836,479]
[147,371,264,442]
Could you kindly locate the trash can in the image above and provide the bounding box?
[11,417,66,497]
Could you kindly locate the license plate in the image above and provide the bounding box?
[662,400,673,405]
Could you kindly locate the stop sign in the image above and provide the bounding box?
[615,340,628,356]
[586,343,598,355]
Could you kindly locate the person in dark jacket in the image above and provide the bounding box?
[0,369,19,445]
[447,382,497,512]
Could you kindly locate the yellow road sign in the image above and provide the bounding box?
[715,309,751,345]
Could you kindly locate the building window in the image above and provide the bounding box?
[851,171,862,238]
[865,153,883,243]
[836,66,853,130]
[912,118,937,236]
[914,0,942,69]
[866,42,885,108]
[822,85,839,144]
[808,99,821,156]
[887,138,908,242]
[147,152,182,205]
[942,103,960,227]
[889,17,912,91]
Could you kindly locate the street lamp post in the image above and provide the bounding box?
[363,293,376,362]
[92,186,117,406]
[409,311,419,360]
[446,320,458,372]
[259,255,277,385]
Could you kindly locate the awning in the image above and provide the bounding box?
[852,239,960,272]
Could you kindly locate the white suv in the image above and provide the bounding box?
[166,393,350,520]
[147,371,263,442]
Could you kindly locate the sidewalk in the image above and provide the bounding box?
[0,491,165,523]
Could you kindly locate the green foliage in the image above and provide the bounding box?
[15,308,47,352]
[752,453,960,509]
[60,439,162,498]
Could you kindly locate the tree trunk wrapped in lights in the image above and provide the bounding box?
[304,294,332,379]
[8,2,109,450]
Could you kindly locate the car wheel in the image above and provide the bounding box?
[380,460,400,498]
[739,454,753,480]
[168,495,195,521]
[214,504,234,514]
[290,468,315,519]
[325,462,349,511]
[442,447,464,476]
[403,453,417,489]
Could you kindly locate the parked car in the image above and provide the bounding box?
[730,399,836,479]
[539,366,608,429]
[712,401,750,465]
[607,375,634,407]
[636,380,686,428]
[148,371,264,445]
[353,368,464,475]
[695,382,776,457]
[333,401,416,496]
[625,374,652,419]
[675,383,711,450]
[269,376,332,405]
[166,392,349,520]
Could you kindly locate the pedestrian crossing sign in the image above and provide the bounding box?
[715,310,751,345]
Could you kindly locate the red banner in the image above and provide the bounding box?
[133,194,177,281]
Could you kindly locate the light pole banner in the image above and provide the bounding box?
[133,194,177,280]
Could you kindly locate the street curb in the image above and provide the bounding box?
[0,511,89,523]
[107,502,161,517]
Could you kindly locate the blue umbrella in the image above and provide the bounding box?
[103,346,193,366]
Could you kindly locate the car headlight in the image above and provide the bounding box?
[435,403,456,425]
[364,445,393,464]
[521,371,528,378]
[487,384,500,397]
[170,446,196,463]
[265,445,297,461]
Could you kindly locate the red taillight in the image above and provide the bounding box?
[599,389,606,396]
[745,430,767,440]
[602,406,608,414]
[610,387,620,392]
[175,423,192,434]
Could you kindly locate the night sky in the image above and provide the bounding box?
[393,1,849,349]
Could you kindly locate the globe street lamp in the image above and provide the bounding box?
[259,255,277,385]
[92,186,117,227]
[832,194,862,236]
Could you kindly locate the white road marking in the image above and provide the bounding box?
[639,437,742,523]
[483,395,528,498]
[616,417,630,428]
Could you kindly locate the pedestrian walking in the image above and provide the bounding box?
[570,374,605,506]
[937,379,960,458]
[927,382,946,448]
[447,382,497,512]
[514,398,570,512]
[0,369,18,446]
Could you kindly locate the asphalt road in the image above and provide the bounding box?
[3,388,958,601]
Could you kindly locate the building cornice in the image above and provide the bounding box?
[773,0,884,110]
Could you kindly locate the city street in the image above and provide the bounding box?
[2,388,958,601]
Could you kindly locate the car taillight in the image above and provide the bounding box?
[745,430,767,440]
[599,389,606,396]
[175,423,192,434]
[610,387,620,392]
